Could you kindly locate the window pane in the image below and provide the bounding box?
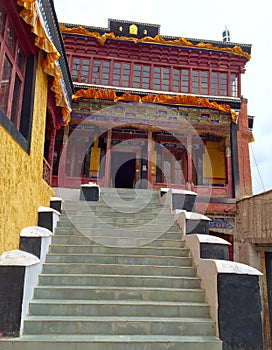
[11,74,22,126]
[0,6,5,34]
[123,63,130,69]
[0,55,12,114]
[6,21,16,55]
[143,66,150,72]
[103,61,110,67]
[16,45,25,71]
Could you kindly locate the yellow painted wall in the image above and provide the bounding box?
[203,140,226,185]
[0,53,54,254]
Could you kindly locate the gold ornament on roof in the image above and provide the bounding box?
[129,24,138,35]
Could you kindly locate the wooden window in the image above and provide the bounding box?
[172,68,181,92]
[211,72,227,96]
[91,59,111,85]
[153,66,170,91]
[220,73,227,95]
[71,57,80,81]
[0,6,27,129]
[0,3,36,153]
[211,72,219,95]
[133,64,150,89]
[181,69,189,93]
[71,57,90,83]
[230,73,238,97]
[112,62,131,87]
[192,70,209,94]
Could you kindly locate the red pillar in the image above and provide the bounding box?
[147,128,153,189]
[187,134,193,189]
[237,98,253,197]
[104,129,112,187]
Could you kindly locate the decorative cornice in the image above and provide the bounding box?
[73,88,238,123]
[59,23,251,61]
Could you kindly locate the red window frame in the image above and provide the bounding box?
[0,5,27,129]
[71,57,90,83]
[132,64,151,89]
[112,61,131,87]
[153,66,170,91]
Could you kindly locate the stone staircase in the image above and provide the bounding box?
[1,188,222,350]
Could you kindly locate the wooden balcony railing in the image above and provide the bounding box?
[43,158,51,185]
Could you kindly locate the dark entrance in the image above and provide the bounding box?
[111,152,136,188]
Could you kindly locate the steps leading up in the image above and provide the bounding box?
[1,187,222,350]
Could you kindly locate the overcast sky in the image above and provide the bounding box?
[54,0,272,195]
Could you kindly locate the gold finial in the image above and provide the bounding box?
[129,24,138,35]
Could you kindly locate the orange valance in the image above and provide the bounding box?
[73,88,238,122]
[17,0,71,125]
[59,23,251,61]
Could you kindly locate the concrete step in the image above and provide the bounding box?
[51,235,184,248]
[56,221,177,230]
[33,286,206,302]
[28,299,210,318]
[0,335,222,350]
[23,315,215,336]
[55,225,181,238]
[61,210,172,219]
[45,253,191,266]
[58,215,175,225]
[38,274,201,289]
[41,263,196,277]
[49,244,190,256]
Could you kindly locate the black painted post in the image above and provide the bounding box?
[80,184,100,201]
[0,250,40,337]
[218,273,263,350]
[38,206,60,232]
[50,196,63,213]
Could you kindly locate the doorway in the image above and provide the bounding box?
[111,152,136,188]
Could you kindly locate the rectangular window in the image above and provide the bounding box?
[230,73,238,97]
[91,59,110,85]
[211,72,219,95]
[153,67,170,91]
[191,70,208,94]
[101,61,110,85]
[80,59,90,83]
[112,62,131,87]
[220,73,227,95]
[133,64,150,89]
[0,8,26,129]
[71,57,90,83]
[181,69,189,93]
[173,69,181,92]
[71,57,80,82]
[0,3,36,152]
[200,71,208,94]
[92,59,100,84]
[192,71,199,93]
